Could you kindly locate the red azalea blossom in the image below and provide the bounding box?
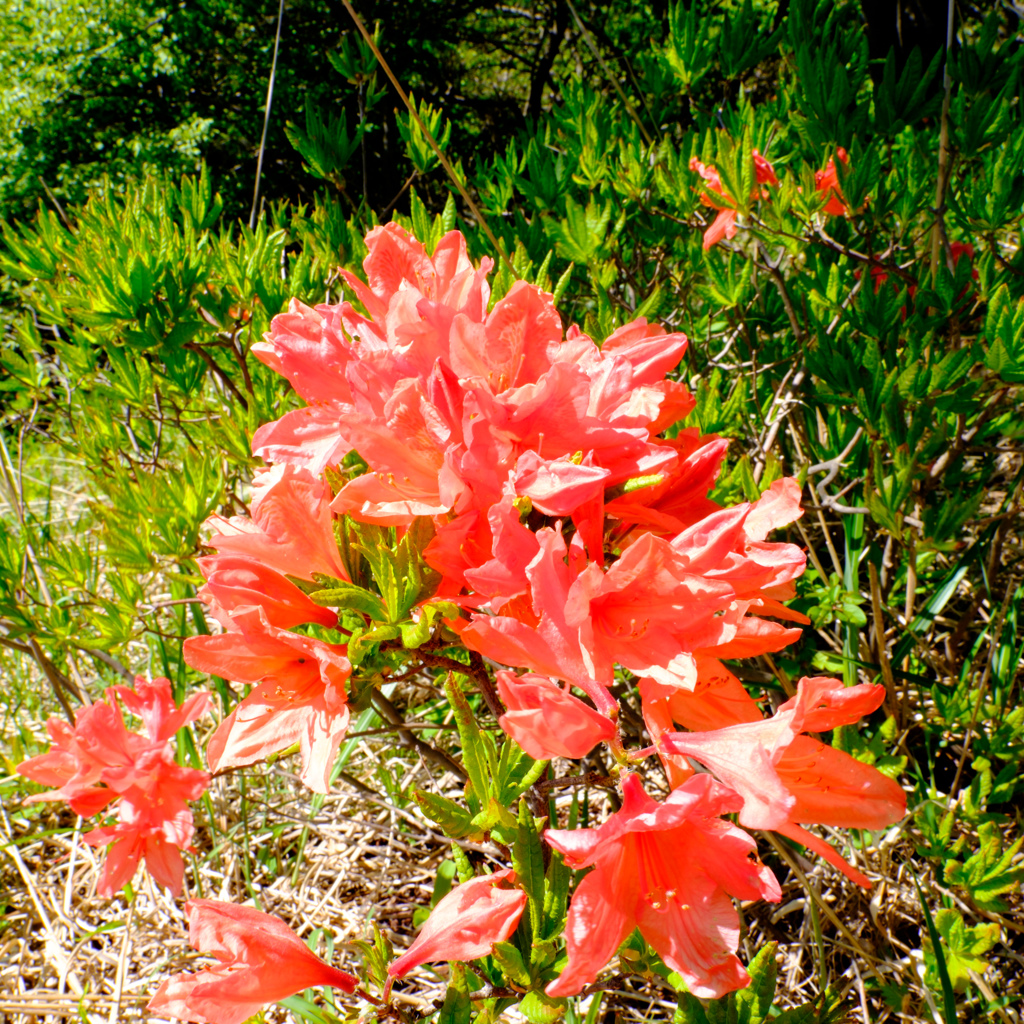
[205,463,350,581]
[18,677,210,896]
[252,223,690,529]
[17,701,139,816]
[815,147,850,216]
[496,670,618,760]
[388,870,526,979]
[195,552,339,630]
[660,676,907,886]
[544,773,781,999]
[690,150,778,249]
[461,479,806,708]
[184,608,351,793]
[148,899,356,1024]
[158,218,910,1009]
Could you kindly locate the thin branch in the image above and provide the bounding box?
[183,343,249,410]
[564,0,654,146]
[340,0,516,277]
[929,0,957,282]
[249,0,286,230]
[370,690,467,780]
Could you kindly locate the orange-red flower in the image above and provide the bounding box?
[544,773,780,999]
[388,870,526,979]
[661,676,906,886]
[108,676,212,745]
[148,899,356,1024]
[83,745,209,896]
[204,463,349,582]
[690,150,778,249]
[640,659,765,787]
[462,481,807,713]
[254,224,689,530]
[815,147,850,216]
[17,702,138,816]
[18,677,211,896]
[196,553,338,631]
[184,608,351,793]
[496,670,617,760]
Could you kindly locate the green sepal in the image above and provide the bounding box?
[491,941,531,988]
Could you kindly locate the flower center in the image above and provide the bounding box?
[634,833,686,913]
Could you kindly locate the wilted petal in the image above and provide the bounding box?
[389,871,526,977]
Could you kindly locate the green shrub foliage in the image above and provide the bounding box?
[1,1,1022,1021]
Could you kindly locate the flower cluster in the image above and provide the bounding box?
[166,221,907,1013]
[691,149,779,249]
[184,464,353,794]
[18,677,211,896]
[691,147,854,249]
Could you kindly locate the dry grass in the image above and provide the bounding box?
[3,664,1023,1024]
[1,715,460,1024]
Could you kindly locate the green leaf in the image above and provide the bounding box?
[348,922,392,991]
[552,262,574,306]
[412,789,478,840]
[552,195,612,265]
[396,94,452,175]
[663,0,717,92]
[513,798,546,939]
[439,962,472,1024]
[926,908,1000,993]
[543,844,571,941]
[890,554,974,665]
[674,993,709,1024]
[520,990,566,1024]
[491,940,531,988]
[944,821,1024,912]
[471,796,518,843]
[451,842,475,884]
[731,941,778,1024]
[306,579,388,620]
[444,675,489,814]
[347,623,401,667]
[493,743,545,806]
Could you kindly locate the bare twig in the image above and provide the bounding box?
[371,690,467,781]
[249,0,286,230]
[340,0,516,276]
[929,0,957,282]
[868,561,900,726]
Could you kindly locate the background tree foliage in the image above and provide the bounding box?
[0,0,658,221]
[1,0,1022,1021]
